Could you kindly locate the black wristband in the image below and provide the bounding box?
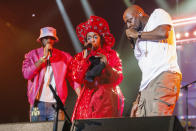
[138,31,142,39]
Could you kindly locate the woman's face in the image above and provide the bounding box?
[85,32,101,50]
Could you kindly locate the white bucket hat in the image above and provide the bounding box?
[37,27,59,43]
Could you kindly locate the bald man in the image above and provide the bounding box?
[123,5,182,117]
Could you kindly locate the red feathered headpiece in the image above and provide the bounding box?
[76,16,115,47]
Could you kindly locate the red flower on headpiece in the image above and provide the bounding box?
[76,16,115,47]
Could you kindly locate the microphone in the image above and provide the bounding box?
[48,49,52,57]
[83,43,105,82]
[46,49,52,66]
[83,43,92,58]
[129,38,136,49]
[83,43,92,50]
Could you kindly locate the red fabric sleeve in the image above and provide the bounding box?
[96,49,123,86]
[68,52,90,84]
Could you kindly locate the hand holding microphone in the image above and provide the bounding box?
[42,44,53,66]
[125,28,139,39]
[83,43,106,82]
[83,43,92,58]
[125,28,138,49]
[43,44,53,58]
[37,44,53,67]
[48,49,52,57]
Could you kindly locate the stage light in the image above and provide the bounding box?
[176,38,196,44]
[193,31,196,36]
[176,33,181,39]
[179,92,183,97]
[173,20,196,26]
[56,0,82,53]
[80,0,94,18]
[32,14,35,17]
[184,32,189,37]
[173,16,196,23]
[172,16,196,27]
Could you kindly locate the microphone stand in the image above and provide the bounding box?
[49,84,72,131]
[181,80,196,131]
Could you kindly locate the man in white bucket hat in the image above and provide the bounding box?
[22,27,80,122]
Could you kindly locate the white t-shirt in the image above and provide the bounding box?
[39,58,56,102]
[134,9,181,91]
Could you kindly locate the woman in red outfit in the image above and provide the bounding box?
[69,16,124,121]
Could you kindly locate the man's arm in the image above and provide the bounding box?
[126,24,171,41]
[22,51,46,80]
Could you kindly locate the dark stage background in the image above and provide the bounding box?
[0,0,195,125]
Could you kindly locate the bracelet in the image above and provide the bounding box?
[138,31,142,39]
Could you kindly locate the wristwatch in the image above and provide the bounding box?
[138,31,142,39]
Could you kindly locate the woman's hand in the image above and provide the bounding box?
[96,53,107,64]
